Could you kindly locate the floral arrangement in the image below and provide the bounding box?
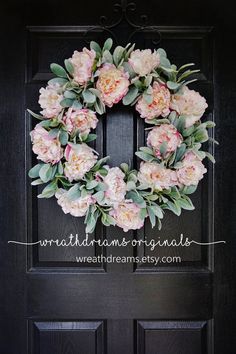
[28,38,216,234]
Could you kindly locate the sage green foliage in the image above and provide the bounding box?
[28,38,216,233]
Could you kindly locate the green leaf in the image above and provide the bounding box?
[194,129,209,143]
[94,99,105,115]
[50,63,67,78]
[102,50,113,64]
[59,130,68,145]
[178,197,195,210]
[64,59,74,75]
[31,178,44,186]
[48,77,68,86]
[182,185,198,195]
[72,100,83,110]
[103,38,113,51]
[60,98,73,107]
[27,109,44,120]
[58,161,63,175]
[85,213,97,234]
[85,134,97,143]
[93,191,105,203]
[122,86,139,105]
[175,144,186,163]
[143,92,153,104]
[159,141,168,157]
[90,41,102,54]
[97,168,108,177]
[82,90,96,104]
[140,208,147,220]
[205,151,215,163]
[127,181,136,191]
[37,180,57,198]
[28,163,43,178]
[113,46,125,66]
[92,156,110,170]
[149,204,164,219]
[120,163,129,173]
[175,115,186,133]
[165,200,181,216]
[122,62,136,78]
[167,81,181,90]
[67,184,81,201]
[86,180,99,190]
[64,90,77,99]
[157,48,167,58]
[178,63,195,72]
[126,191,146,208]
[101,213,116,226]
[135,151,154,162]
[39,164,53,183]
[147,206,156,228]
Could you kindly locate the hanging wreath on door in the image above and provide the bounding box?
[28,38,216,233]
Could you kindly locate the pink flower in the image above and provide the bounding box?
[70,48,96,85]
[176,151,207,186]
[63,108,98,135]
[138,162,177,191]
[64,143,98,182]
[55,188,95,217]
[129,49,160,76]
[110,200,144,232]
[30,124,63,164]
[136,82,171,120]
[147,124,183,158]
[96,64,130,107]
[38,83,63,118]
[103,167,127,205]
[170,86,208,128]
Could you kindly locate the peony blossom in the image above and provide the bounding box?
[103,167,127,205]
[109,200,144,232]
[136,81,171,120]
[170,86,208,128]
[55,188,95,217]
[38,83,63,118]
[70,48,96,85]
[30,124,63,164]
[176,151,207,186]
[147,124,182,158]
[64,143,97,182]
[96,64,130,107]
[129,49,160,76]
[63,108,98,135]
[138,161,177,190]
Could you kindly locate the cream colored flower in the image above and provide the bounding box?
[56,188,94,217]
[63,108,98,135]
[129,49,160,76]
[38,83,63,118]
[30,124,63,164]
[103,167,126,204]
[64,143,97,182]
[109,200,144,232]
[96,64,130,107]
[170,86,208,127]
[136,82,171,120]
[176,151,207,186]
[147,124,182,158]
[138,161,177,190]
[70,48,96,85]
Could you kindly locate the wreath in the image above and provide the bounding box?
[28,38,216,234]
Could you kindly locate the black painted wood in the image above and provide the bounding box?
[0,1,236,354]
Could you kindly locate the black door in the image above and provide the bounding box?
[1,1,235,353]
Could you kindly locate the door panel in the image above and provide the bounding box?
[1,1,235,354]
